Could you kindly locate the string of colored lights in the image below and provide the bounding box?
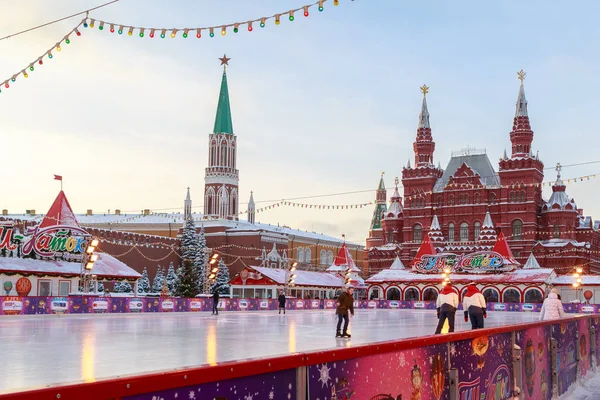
[0,20,85,92]
[0,0,349,92]
[85,0,339,38]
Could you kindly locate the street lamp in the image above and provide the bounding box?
[286,262,298,295]
[572,266,584,302]
[80,238,99,293]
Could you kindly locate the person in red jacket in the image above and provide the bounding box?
[462,282,487,329]
[336,287,355,338]
[435,283,459,334]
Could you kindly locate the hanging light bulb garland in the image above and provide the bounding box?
[0,0,352,94]
[85,0,341,40]
[0,19,85,93]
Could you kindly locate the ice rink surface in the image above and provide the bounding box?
[0,309,541,394]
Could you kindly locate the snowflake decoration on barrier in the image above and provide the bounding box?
[318,363,331,388]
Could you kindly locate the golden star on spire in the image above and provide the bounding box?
[219,54,231,67]
[517,69,526,84]
[420,84,429,95]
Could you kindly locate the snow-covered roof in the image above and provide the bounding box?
[536,239,589,248]
[553,275,600,285]
[3,213,203,225]
[0,254,141,280]
[389,256,405,270]
[366,268,555,285]
[433,152,500,192]
[579,216,592,229]
[370,243,401,251]
[250,266,346,288]
[523,253,541,269]
[385,188,403,218]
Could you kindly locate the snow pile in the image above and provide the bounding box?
[565,373,600,399]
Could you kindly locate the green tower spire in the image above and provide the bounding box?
[213,54,234,135]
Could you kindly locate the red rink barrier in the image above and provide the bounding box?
[2,314,598,400]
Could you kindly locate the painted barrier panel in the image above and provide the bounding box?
[308,343,450,399]
[516,324,552,400]
[552,321,578,396]
[123,367,297,400]
[453,333,513,399]
[579,318,592,380]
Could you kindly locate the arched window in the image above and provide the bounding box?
[386,287,401,300]
[423,287,438,301]
[327,251,333,265]
[438,197,443,208]
[512,220,523,240]
[474,193,480,204]
[483,288,499,303]
[369,287,381,300]
[413,225,422,243]
[524,288,543,303]
[448,223,455,243]
[490,193,496,204]
[448,196,454,206]
[220,141,227,166]
[404,288,419,301]
[297,247,305,263]
[474,222,481,240]
[554,224,560,238]
[503,288,521,303]
[460,222,469,242]
[305,248,312,265]
[320,250,327,265]
[510,192,515,203]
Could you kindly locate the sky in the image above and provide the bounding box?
[1,0,600,244]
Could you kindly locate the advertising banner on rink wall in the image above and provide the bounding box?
[0,296,597,316]
[516,325,553,400]
[123,367,297,400]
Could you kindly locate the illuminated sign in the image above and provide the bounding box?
[413,251,515,274]
[413,253,459,273]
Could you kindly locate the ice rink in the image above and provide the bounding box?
[0,309,541,394]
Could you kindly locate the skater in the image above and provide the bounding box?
[434,283,458,334]
[336,286,355,338]
[539,288,565,321]
[212,288,220,315]
[278,290,286,314]
[462,282,487,329]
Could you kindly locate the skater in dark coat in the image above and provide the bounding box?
[434,284,459,334]
[336,287,355,338]
[278,290,286,314]
[462,282,487,329]
[212,289,220,315]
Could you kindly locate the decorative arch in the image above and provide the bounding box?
[230,188,238,216]
[297,247,305,263]
[474,221,481,240]
[320,250,327,265]
[448,222,455,243]
[459,222,469,242]
[205,187,216,215]
[404,286,420,301]
[220,140,227,166]
[422,286,439,301]
[413,224,422,243]
[369,285,384,300]
[327,251,333,265]
[482,286,500,302]
[502,286,522,303]
[386,286,401,300]
[524,287,544,303]
[217,186,229,218]
[305,247,312,265]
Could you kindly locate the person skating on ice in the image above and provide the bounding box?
[335,286,355,338]
[434,283,458,334]
[462,282,487,329]
[278,289,286,314]
[212,288,220,315]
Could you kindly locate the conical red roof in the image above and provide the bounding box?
[410,234,436,266]
[492,232,518,264]
[327,242,360,272]
[39,191,80,228]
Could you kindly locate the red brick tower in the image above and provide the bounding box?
[497,70,544,258]
[204,55,239,220]
[401,85,443,261]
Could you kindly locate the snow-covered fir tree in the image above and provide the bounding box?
[119,281,133,293]
[138,267,151,294]
[113,281,123,293]
[97,281,105,293]
[210,259,230,295]
[152,266,165,293]
[175,258,199,298]
[181,217,198,262]
[166,262,178,294]
[194,225,207,293]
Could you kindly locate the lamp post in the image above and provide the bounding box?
[572,267,584,302]
[204,252,220,294]
[286,261,298,296]
[80,237,99,294]
[441,267,451,287]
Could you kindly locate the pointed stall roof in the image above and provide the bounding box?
[390,256,406,270]
[492,232,519,265]
[213,70,234,135]
[39,190,80,228]
[410,234,436,267]
[523,253,541,269]
[326,242,361,272]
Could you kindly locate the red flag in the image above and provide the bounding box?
[54,175,62,181]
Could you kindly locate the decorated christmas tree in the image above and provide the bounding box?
[138,267,151,294]
[166,262,178,295]
[160,280,170,298]
[175,258,200,298]
[210,259,231,295]
[152,266,165,293]
[181,217,199,262]
[195,225,207,293]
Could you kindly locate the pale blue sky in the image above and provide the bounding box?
[1,0,599,243]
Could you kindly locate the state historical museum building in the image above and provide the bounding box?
[366,73,600,276]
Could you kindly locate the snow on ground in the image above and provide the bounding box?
[565,373,600,400]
